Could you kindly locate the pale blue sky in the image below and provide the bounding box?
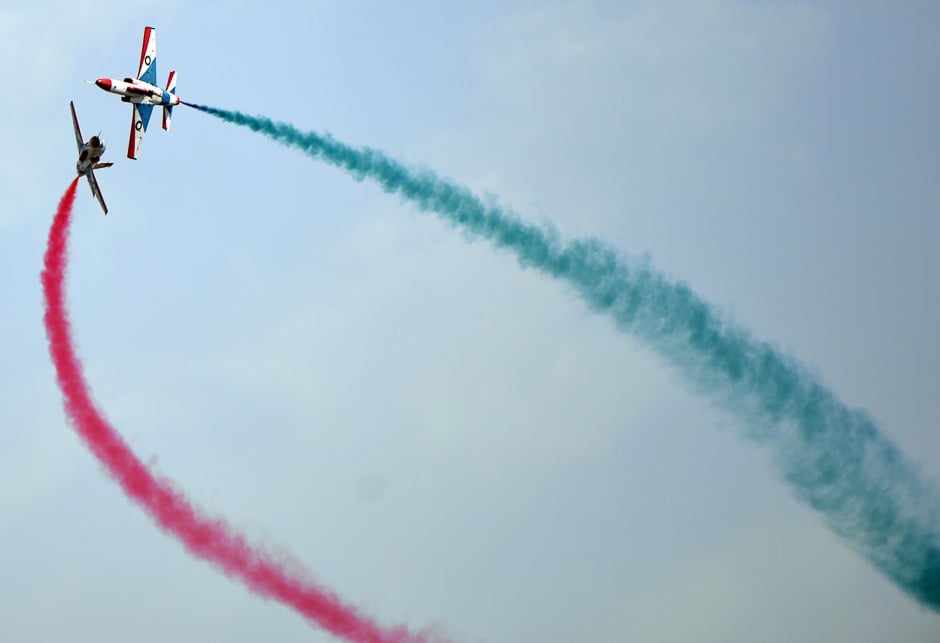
[1,1,939,641]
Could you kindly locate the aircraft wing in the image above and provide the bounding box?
[137,26,158,86]
[127,103,154,159]
[69,101,84,153]
[84,167,108,215]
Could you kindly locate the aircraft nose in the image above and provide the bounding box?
[95,78,112,91]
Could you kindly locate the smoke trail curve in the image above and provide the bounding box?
[184,102,940,610]
[41,178,442,643]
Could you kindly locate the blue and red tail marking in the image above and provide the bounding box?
[163,70,177,130]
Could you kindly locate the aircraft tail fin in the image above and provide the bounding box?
[93,162,114,170]
[163,71,177,131]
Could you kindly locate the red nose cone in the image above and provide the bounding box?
[95,78,112,91]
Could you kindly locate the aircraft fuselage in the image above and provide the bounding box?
[76,138,105,175]
[95,77,181,107]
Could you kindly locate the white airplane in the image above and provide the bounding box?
[94,26,180,160]
[70,101,112,215]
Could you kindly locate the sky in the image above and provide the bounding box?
[2,1,939,641]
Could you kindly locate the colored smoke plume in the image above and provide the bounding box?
[185,102,940,610]
[42,177,443,643]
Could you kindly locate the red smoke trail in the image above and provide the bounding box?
[41,179,437,643]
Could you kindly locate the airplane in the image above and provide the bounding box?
[70,101,112,215]
[93,26,180,160]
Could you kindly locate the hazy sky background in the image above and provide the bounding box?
[2,1,939,641]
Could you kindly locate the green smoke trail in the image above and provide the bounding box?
[185,102,940,610]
